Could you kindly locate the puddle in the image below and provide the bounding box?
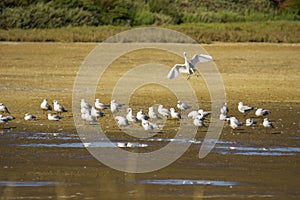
[6,131,300,157]
[21,132,79,141]
[18,141,148,148]
[0,181,73,187]
[141,138,233,145]
[134,179,241,186]
[216,146,300,156]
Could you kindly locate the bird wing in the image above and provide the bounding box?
[167,64,186,79]
[190,54,212,67]
[241,105,253,112]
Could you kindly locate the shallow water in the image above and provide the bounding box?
[134,179,241,186]
[1,130,300,199]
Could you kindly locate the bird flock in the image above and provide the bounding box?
[0,52,276,133]
[0,98,276,133]
[0,99,68,128]
[219,102,275,133]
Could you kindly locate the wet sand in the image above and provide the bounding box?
[0,42,299,199]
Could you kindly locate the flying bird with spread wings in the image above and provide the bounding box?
[167,52,212,80]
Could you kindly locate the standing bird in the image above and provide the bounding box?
[115,116,129,127]
[40,99,52,112]
[91,106,104,118]
[81,112,97,124]
[136,109,149,121]
[263,118,275,133]
[188,110,199,119]
[255,108,270,117]
[220,102,229,115]
[193,117,206,127]
[0,103,10,114]
[126,108,138,123]
[81,99,92,110]
[141,118,161,132]
[197,109,211,120]
[95,99,108,110]
[110,99,124,113]
[167,52,212,80]
[229,117,243,132]
[158,105,170,118]
[53,100,68,115]
[148,106,161,120]
[238,102,254,115]
[177,101,190,112]
[141,119,154,131]
[219,113,230,121]
[170,108,181,119]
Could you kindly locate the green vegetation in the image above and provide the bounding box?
[1,0,299,29]
[1,21,299,43]
[0,0,299,43]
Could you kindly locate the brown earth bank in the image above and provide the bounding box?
[0,42,299,199]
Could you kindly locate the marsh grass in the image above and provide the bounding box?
[0,21,299,43]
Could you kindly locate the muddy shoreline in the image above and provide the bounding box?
[0,43,299,199]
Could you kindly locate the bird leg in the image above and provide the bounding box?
[195,69,201,77]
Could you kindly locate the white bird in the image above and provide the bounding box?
[81,112,98,124]
[91,106,104,118]
[177,101,190,111]
[229,117,243,130]
[219,113,230,121]
[220,102,229,115]
[246,118,257,127]
[24,113,37,120]
[167,52,212,80]
[170,108,181,119]
[197,109,211,120]
[193,118,206,127]
[115,116,129,127]
[263,118,275,129]
[40,99,52,112]
[141,118,160,131]
[53,100,68,114]
[141,119,154,131]
[0,114,15,122]
[0,118,7,129]
[188,110,199,119]
[81,99,92,110]
[110,99,124,113]
[95,99,108,110]
[81,106,90,115]
[136,109,149,121]
[47,113,63,121]
[158,105,170,118]
[238,102,254,115]
[126,108,138,123]
[0,103,10,114]
[255,108,270,117]
[148,106,161,120]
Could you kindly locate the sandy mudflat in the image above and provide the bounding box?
[0,42,299,199]
[0,42,299,132]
